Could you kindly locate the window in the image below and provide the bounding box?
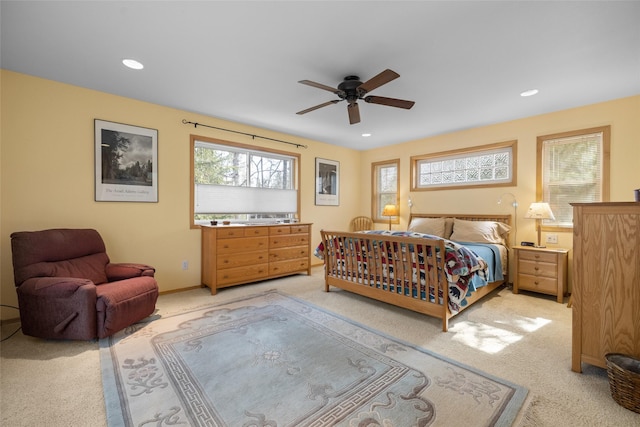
[537,126,610,229]
[191,135,300,227]
[372,159,399,223]
[411,141,517,191]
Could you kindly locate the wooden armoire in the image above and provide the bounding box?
[571,202,640,373]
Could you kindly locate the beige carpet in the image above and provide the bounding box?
[2,267,639,426]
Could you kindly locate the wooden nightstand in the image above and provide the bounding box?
[512,246,569,303]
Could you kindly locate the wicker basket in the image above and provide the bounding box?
[605,353,640,413]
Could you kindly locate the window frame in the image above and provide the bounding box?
[371,159,400,225]
[536,126,610,232]
[190,134,301,229]
[410,140,517,191]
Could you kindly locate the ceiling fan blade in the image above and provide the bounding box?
[296,100,340,115]
[364,96,415,109]
[357,69,400,94]
[298,80,345,97]
[348,103,360,124]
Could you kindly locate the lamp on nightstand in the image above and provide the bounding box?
[382,204,398,230]
[525,202,555,247]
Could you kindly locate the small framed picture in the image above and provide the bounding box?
[315,157,339,206]
[95,119,158,202]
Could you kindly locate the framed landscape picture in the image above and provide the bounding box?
[315,157,339,206]
[95,119,158,202]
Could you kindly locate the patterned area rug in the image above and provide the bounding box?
[100,291,527,426]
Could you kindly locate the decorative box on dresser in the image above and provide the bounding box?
[201,223,312,295]
[571,202,640,373]
[512,246,569,303]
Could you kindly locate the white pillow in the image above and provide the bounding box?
[408,217,446,237]
[450,219,511,245]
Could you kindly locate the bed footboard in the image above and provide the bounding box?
[320,230,455,331]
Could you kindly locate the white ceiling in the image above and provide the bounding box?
[2,1,639,150]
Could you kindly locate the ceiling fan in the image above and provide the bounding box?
[296,69,415,125]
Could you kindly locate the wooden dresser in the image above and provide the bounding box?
[201,223,312,295]
[571,202,640,372]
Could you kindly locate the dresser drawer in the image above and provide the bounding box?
[217,227,268,238]
[517,274,558,294]
[270,234,309,249]
[217,226,269,239]
[270,246,309,262]
[217,251,268,269]
[518,260,557,278]
[269,259,309,276]
[217,237,268,254]
[518,250,557,263]
[217,263,268,285]
[291,224,309,234]
[270,226,291,235]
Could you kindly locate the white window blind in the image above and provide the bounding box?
[541,132,603,227]
[195,185,297,214]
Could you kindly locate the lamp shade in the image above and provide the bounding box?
[525,202,555,220]
[382,204,398,216]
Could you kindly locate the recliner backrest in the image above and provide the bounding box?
[10,228,110,286]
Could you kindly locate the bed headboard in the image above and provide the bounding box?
[408,213,512,246]
[408,213,511,227]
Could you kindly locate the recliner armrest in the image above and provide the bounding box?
[105,263,156,281]
[18,277,95,296]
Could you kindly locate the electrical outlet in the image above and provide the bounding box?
[546,234,558,244]
[182,260,188,270]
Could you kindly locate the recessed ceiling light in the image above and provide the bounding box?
[520,89,539,97]
[362,133,372,137]
[122,59,144,70]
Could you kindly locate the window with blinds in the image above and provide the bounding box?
[191,135,299,226]
[372,159,399,223]
[537,126,610,228]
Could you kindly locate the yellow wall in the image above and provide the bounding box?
[0,70,362,317]
[360,94,640,282]
[2,70,639,319]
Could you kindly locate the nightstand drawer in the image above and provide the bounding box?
[517,274,558,294]
[518,260,557,278]
[518,250,558,263]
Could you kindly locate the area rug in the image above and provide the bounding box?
[100,290,527,427]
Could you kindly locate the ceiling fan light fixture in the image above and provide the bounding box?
[122,59,144,70]
[520,89,539,97]
[296,69,414,125]
[362,133,372,137]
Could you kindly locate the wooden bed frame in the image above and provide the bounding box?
[320,213,511,332]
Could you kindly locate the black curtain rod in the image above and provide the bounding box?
[182,119,308,149]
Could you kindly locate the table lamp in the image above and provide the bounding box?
[382,204,398,230]
[525,202,555,247]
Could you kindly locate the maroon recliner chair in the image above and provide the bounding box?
[10,228,159,340]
